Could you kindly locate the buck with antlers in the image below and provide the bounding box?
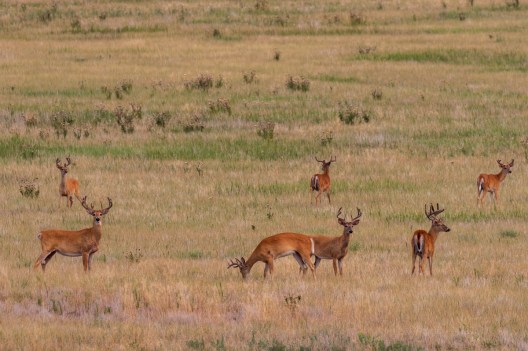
[411,203,451,276]
[298,207,362,276]
[33,196,113,272]
[477,159,514,207]
[56,157,81,208]
[310,156,336,205]
[228,233,316,280]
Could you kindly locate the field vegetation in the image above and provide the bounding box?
[0,0,527,349]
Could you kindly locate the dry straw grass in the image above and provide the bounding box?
[1,0,528,350]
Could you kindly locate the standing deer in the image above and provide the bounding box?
[228,233,316,280]
[310,156,336,205]
[34,196,112,272]
[56,157,81,208]
[411,203,451,276]
[477,159,514,207]
[298,207,362,276]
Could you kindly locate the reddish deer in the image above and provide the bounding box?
[477,159,514,207]
[34,196,112,272]
[310,156,336,205]
[228,233,316,280]
[298,207,362,276]
[56,157,81,208]
[411,203,451,276]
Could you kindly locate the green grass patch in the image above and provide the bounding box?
[500,230,519,239]
[354,49,528,71]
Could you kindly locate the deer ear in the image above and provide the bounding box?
[351,219,360,225]
[338,218,347,226]
[510,159,514,167]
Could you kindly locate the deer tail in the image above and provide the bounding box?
[311,175,319,191]
[477,176,485,196]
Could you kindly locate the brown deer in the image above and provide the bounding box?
[477,159,514,207]
[298,207,362,276]
[34,196,112,272]
[310,156,336,205]
[228,233,316,280]
[411,203,451,276]
[56,157,81,208]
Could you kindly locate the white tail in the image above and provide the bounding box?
[34,196,112,272]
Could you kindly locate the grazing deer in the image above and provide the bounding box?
[228,233,316,280]
[299,207,362,276]
[477,159,514,207]
[34,196,112,272]
[56,157,81,208]
[411,203,450,276]
[310,156,336,205]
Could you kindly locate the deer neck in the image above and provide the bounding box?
[59,172,67,195]
[340,231,351,251]
[428,227,440,243]
[92,222,103,242]
[496,169,508,182]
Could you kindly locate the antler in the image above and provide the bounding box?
[56,158,64,170]
[314,156,324,163]
[227,257,246,269]
[329,156,336,163]
[101,198,113,215]
[497,159,504,167]
[425,203,444,221]
[81,196,95,215]
[337,207,347,225]
[350,207,362,222]
[65,156,72,167]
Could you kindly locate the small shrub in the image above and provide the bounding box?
[153,111,172,128]
[212,28,221,38]
[120,80,133,94]
[125,249,143,263]
[255,0,269,11]
[358,45,376,55]
[73,128,90,140]
[184,74,214,91]
[284,294,301,315]
[243,71,257,84]
[71,18,81,32]
[115,104,142,134]
[182,114,205,133]
[51,110,74,138]
[187,339,205,350]
[520,137,528,161]
[38,4,58,23]
[208,98,231,115]
[349,12,366,25]
[195,162,204,176]
[23,113,38,128]
[320,130,334,146]
[286,75,310,92]
[500,230,519,239]
[215,75,224,88]
[101,85,112,99]
[266,204,274,220]
[257,121,275,140]
[19,178,40,198]
[371,88,383,100]
[505,0,520,9]
[338,101,371,125]
[274,51,281,61]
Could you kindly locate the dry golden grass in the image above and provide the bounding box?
[1,0,528,350]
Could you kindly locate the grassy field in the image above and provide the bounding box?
[1,0,528,350]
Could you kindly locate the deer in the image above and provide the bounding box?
[228,233,316,280]
[33,196,112,272]
[477,159,514,207]
[310,156,336,205]
[411,203,451,276]
[56,157,81,208]
[298,207,362,276]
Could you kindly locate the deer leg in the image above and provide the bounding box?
[88,252,96,271]
[82,252,90,272]
[326,190,331,204]
[411,252,417,275]
[315,191,322,205]
[428,256,433,276]
[293,252,307,275]
[332,258,338,276]
[337,258,343,276]
[266,259,274,278]
[419,256,425,274]
[314,256,321,270]
[34,251,55,271]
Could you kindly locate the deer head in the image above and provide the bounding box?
[425,203,450,233]
[337,207,362,236]
[497,159,514,174]
[81,196,113,225]
[315,156,336,172]
[227,257,250,279]
[55,156,73,174]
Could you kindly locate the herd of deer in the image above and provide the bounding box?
[33,156,514,279]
